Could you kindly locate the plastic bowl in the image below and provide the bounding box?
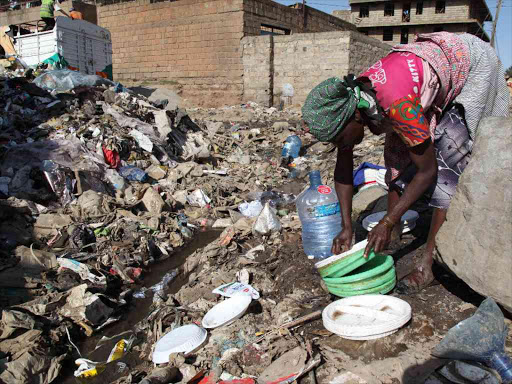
[324,266,396,292]
[315,240,379,279]
[326,273,396,297]
[324,255,394,284]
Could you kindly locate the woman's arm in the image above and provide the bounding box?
[332,148,354,254]
[364,95,437,256]
[387,139,437,223]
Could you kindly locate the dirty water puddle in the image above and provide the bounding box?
[60,230,221,384]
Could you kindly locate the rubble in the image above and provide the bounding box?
[0,64,510,384]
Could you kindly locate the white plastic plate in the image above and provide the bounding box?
[202,295,252,329]
[152,324,207,364]
[314,239,369,269]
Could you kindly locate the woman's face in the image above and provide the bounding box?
[331,118,365,149]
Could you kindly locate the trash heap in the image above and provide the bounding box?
[0,68,403,384]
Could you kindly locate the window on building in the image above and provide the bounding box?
[402,3,411,21]
[359,4,369,18]
[400,27,409,43]
[384,2,394,16]
[416,1,423,15]
[435,0,445,14]
[260,24,291,36]
[383,28,394,41]
[433,26,444,32]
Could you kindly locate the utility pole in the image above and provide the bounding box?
[303,0,306,31]
[491,0,502,48]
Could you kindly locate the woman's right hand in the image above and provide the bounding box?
[331,227,353,255]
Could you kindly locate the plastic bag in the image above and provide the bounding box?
[186,189,211,207]
[212,282,260,300]
[42,160,73,205]
[238,201,263,218]
[252,203,282,235]
[33,69,114,92]
[119,166,148,182]
[57,258,106,286]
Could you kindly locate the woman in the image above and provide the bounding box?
[302,32,509,293]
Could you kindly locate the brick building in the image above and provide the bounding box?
[95,0,356,105]
[1,0,357,106]
[334,0,492,44]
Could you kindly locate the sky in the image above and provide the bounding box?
[274,0,512,69]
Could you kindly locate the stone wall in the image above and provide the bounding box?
[0,1,97,25]
[242,31,389,107]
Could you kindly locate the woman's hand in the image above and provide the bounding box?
[331,227,353,255]
[364,217,395,257]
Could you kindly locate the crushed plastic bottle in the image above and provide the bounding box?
[281,135,302,167]
[119,165,148,182]
[105,169,125,191]
[433,298,512,383]
[296,170,342,260]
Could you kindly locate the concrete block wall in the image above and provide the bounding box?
[242,31,390,106]
[242,34,272,106]
[348,32,391,75]
[97,0,246,106]
[272,32,351,106]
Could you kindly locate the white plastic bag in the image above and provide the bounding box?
[252,203,282,235]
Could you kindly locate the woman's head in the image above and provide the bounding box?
[302,75,384,146]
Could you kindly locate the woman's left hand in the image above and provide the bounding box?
[364,220,394,257]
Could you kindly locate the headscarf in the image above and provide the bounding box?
[302,75,383,142]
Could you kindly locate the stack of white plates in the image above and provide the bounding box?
[322,295,412,340]
[375,169,387,189]
[362,210,419,234]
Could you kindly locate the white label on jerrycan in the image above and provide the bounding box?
[314,185,340,217]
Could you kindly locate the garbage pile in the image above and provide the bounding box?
[0,67,397,384]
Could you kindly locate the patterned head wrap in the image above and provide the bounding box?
[302,75,382,142]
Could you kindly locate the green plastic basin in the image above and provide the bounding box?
[327,273,397,298]
[324,266,396,291]
[324,255,394,284]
